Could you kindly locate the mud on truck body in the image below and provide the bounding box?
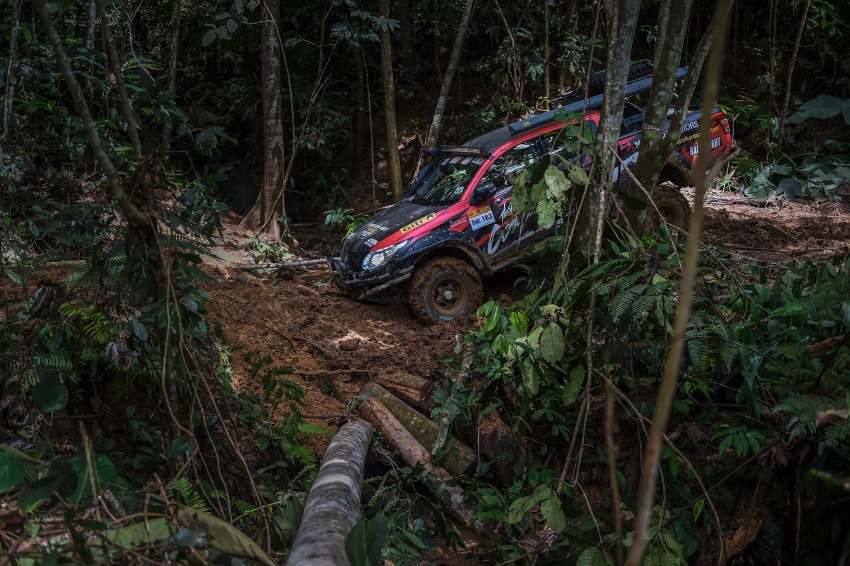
[330,63,737,322]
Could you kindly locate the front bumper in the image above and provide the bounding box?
[328,257,413,301]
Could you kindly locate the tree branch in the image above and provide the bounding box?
[32,0,151,232]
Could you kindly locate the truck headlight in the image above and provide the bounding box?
[362,240,409,271]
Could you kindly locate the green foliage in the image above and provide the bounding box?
[325,207,368,239]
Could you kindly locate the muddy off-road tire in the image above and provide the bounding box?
[409,258,483,323]
[647,185,691,231]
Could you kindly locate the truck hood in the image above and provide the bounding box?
[343,198,447,255]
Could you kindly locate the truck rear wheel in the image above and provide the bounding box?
[409,258,483,323]
[647,185,691,231]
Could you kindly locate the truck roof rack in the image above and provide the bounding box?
[437,145,488,156]
[508,66,689,137]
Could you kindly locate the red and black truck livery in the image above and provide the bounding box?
[330,64,736,321]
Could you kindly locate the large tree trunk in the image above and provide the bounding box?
[288,420,374,566]
[378,0,404,202]
[239,0,285,239]
[623,0,734,233]
[572,0,640,256]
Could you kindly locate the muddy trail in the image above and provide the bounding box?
[203,189,850,456]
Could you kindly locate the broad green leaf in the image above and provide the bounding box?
[536,197,557,230]
[0,453,25,493]
[539,322,565,364]
[32,371,68,413]
[568,166,589,185]
[787,95,845,124]
[692,497,705,522]
[507,484,551,524]
[540,494,566,532]
[510,311,528,334]
[775,178,805,200]
[108,518,174,549]
[18,457,78,510]
[563,364,585,405]
[131,319,149,342]
[344,518,369,566]
[177,505,276,566]
[365,513,390,564]
[71,454,117,503]
[576,547,615,566]
[522,358,539,396]
[544,165,571,198]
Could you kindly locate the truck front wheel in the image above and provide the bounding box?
[409,258,483,323]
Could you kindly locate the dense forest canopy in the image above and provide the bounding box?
[1,0,849,564]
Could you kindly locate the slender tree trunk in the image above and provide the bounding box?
[544,0,550,109]
[378,0,404,202]
[2,0,24,136]
[94,0,143,163]
[623,0,734,232]
[350,47,367,196]
[398,0,413,70]
[239,0,285,238]
[621,0,693,231]
[84,1,96,95]
[573,0,640,256]
[160,0,182,160]
[777,0,812,152]
[558,0,580,91]
[421,0,475,154]
[32,0,151,233]
[625,4,732,564]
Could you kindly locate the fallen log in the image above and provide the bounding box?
[360,398,473,525]
[375,372,436,410]
[358,383,475,476]
[288,419,374,566]
[477,410,526,486]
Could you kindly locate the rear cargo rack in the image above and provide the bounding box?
[508,66,689,136]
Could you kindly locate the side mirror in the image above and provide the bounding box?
[470,182,497,206]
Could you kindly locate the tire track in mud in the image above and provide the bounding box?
[202,272,471,455]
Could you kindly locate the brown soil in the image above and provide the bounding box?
[694,184,850,261]
[200,218,479,455]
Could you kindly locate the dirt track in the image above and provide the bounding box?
[204,191,850,455]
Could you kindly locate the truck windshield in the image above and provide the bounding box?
[413,155,485,205]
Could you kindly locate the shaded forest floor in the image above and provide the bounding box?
[201,185,850,457]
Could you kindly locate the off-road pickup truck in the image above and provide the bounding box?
[330,63,736,322]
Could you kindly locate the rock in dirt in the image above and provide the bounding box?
[337,336,361,351]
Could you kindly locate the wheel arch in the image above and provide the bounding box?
[413,243,487,274]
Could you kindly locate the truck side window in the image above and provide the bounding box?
[480,141,540,189]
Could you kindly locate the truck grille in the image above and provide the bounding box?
[341,246,368,271]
